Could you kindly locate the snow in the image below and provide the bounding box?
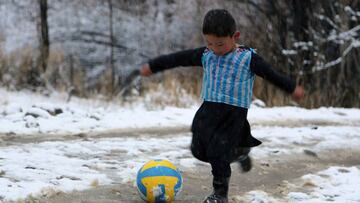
[281,49,297,55]
[1,87,360,201]
[238,167,360,203]
[0,88,198,135]
[0,0,201,73]
[0,136,191,200]
[252,125,360,159]
[291,166,360,202]
[1,88,359,136]
[345,6,360,17]
[293,41,313,51]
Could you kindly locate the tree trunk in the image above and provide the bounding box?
[108,0,115,95]
[38,0,49,74]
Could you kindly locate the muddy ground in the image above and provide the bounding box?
[2,125,358,203]
[24,148,359,203]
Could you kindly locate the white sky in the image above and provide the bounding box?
[1,88,360,202]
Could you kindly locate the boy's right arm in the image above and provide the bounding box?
[140,47,206,76]
[251,53,305,102]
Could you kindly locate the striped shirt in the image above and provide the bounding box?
[201,48,255,108]
[148,46,296,107]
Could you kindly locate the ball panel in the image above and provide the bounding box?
[140,159,177,172]
[174,175,182,196]
[154,184,166,203]
[138,166,181,180]
[141,176,178,203]
[136,171,148,201]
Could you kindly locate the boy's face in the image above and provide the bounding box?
[204,32,240,56]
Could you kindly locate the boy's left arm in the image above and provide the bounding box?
[250,53,304,102]
[140,47,206,77]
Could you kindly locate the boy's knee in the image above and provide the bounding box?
[239,147,250,155]
[190,143,208,162]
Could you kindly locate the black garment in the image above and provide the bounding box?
[148,46,296,170]
[191,101,259,163]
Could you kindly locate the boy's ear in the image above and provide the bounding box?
[233,31,240,40]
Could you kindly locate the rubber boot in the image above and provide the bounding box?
[203,176,229,203]
[238,155,252,172]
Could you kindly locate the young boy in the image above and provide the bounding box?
[140,9,304,203]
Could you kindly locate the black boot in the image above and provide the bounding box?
[203,177,229,203]
[238,155,252,172]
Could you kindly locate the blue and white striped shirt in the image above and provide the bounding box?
[201,48,255,108]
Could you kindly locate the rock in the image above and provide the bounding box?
[303,149,318,157]
[25,107,51,118]
[56,175,81,181]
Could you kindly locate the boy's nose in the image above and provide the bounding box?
[214,51,223,56]
[208,47,222,56]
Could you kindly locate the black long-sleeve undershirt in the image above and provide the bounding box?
[149,47,205,71]
[148,47,296,94]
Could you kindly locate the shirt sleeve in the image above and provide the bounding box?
[250,52,296,94]
[148,47,206,73]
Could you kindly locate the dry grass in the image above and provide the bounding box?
[0,46,296,108]
[90,179,99,187]
[0,47,87,97]
[140,67,202,107]
[0,46,302,107]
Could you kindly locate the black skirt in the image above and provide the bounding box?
[190,101,262,163]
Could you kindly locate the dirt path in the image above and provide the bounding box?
[0,126,190,146]
[2,120,360,203]
[24,148,360,203]
[3,119,358,146]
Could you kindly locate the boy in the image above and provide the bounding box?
[140,9,304,203]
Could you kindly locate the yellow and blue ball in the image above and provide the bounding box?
[136,159,183,203]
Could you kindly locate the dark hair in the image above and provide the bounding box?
[202,9,236,37]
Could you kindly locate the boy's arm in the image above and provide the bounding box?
[141,47,206,75]
[250,53,304,101]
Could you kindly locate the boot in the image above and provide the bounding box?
[203,177,229,203]
[237,155,252,172]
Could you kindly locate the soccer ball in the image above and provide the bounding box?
[136,159,183,203]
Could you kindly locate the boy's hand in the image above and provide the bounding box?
[292,85,305,102]
[140,63,153,77]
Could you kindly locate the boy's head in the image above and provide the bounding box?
[202,9,236,37]
[202,9,240,56]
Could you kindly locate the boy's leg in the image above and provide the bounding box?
[211,160,231,197]
[211,160,231,176]
[236,147,252,172]
[203,160,230,203]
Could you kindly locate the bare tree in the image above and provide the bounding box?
[38,0,49,74]
[240,0,360,107]
[108,0,116,95]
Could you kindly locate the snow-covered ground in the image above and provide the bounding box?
[237,166,360,203]
[1,88,359,136]
[1,88,360,202]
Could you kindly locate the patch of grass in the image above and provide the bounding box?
[90,179,99,187]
